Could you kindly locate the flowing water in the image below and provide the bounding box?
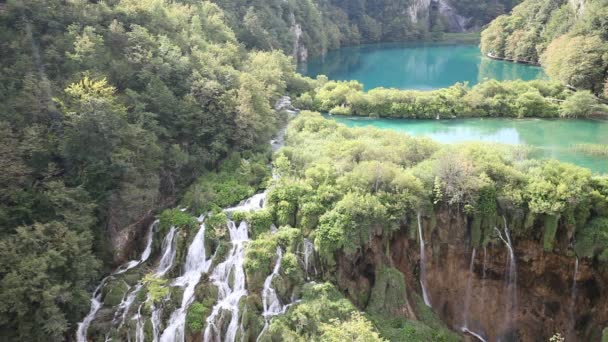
[77,221,157,342]
[326,116,608,174]
[461,248,487,342]
[300,43,545,90]
[462,248,476,328]
[160,217,211,342]
[203,220,249,342]
[417,212,432,307]
[569,258,580,338]
[303,238,314,280]
[494,218,518,335]
[256,247,285,341]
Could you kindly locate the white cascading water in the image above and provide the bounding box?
[203,192,266,342]
[134,304,145,342]
[155,226,178,277]
[303,238,314,280]
[417,212,432,307]
[203,220,250,342]
[461,248,487,342]
[256,247,285,341]
[147,226,179,341]
[569,258,580,338]
[77,221,158,342]
[494,217,517,334]
[160,218,211,342]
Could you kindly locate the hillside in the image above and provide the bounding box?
[481,0,608,95]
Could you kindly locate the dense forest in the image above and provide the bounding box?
[481,0,608,96]
[1,0,608,341]
[0,0,310,339]
[212,0,521,60]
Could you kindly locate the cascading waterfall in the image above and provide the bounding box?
[160,218,211,342]
[494,217,518,334]
[569,258,580,337]
[147,226,179,341]
[155,226,178,277]
[203,219,250,342]
[461,249,487,342]
[303,238,314,280]
[77,221,158,342]
[417,212,432,307]
[203,192,266,342]
[256,247,285,341]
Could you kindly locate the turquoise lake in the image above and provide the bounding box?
[327,116,608,174]
[300,43,546,90]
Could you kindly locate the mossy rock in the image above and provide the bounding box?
[185,301,209,334]
[103,280,130,307]
[543,215,559,252]
[237,297,265,341]
[602,327,608,342]
[367,267,407,316]
[471,215,482,248]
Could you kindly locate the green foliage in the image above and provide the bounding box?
[560,91,606,118]
[186,302,209,334]
[366,267,407,316]
[525,161,592,215]
[0,0,308,337]
[543,215,560,251]
[0,221,99,341]
[265,282,358,339]
[182,153,271,215]
[244,227,302,291]
[159,209,197,232]
[299,79,591,119]
[142,274,169,307]
[481,0,608,95]
[213,0,514,61]
[575,218,608,261]
[320,312,385,342]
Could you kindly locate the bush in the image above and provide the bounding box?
[159,209,197,232]
[186,302,209,334]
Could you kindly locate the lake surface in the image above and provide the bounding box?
[326,116,608,173]
[300,43,546,90]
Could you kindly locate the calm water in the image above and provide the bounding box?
[300,43,546,90]
[327,116,608,173]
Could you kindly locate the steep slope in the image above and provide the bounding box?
[211,0,520,62]
[481,0,608,95]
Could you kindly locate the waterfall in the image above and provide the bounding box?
[256,247,285,341]
[569,258,579,337]
[494,217,518,333]
[76,281,106,342]
[134,304,145,342]
[156,226,178,277]
[146,226,179,341]
[417,212,432,307]
[77,221,158,342]
[203,192,266,342]
[203,220,249,342]
[461,249,487,342]
[462,248,476,328]
[303,238,314,280]
[160,219,211,342]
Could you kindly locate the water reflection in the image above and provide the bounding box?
[300,43,546,90]
[326,116,608,173]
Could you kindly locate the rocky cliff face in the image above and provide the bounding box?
[335,208,608,341]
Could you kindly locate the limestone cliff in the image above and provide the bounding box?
[334,208,608,341]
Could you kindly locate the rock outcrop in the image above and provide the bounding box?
[333,208,608,341]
